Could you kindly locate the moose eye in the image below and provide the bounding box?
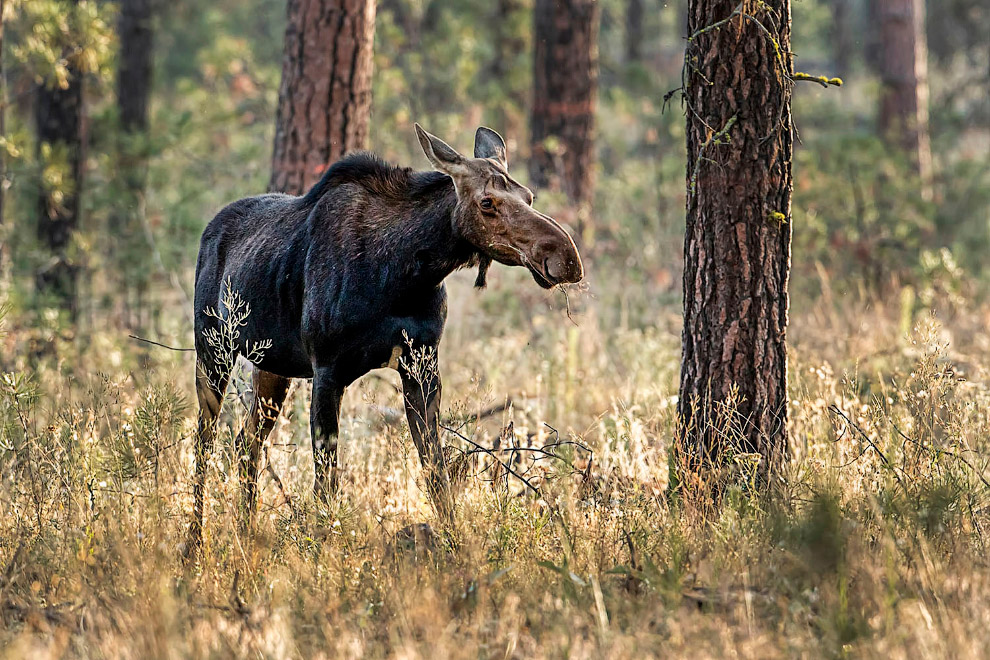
[479,198,495,212]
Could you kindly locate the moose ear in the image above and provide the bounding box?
[474,126,507,167]
[415,123,469,177]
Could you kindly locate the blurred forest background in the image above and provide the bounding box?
[0,0,989,657]
[0,0,986,351]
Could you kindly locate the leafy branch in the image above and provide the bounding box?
[793,72,843,88]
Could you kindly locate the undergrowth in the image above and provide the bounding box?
[0,287,988,658]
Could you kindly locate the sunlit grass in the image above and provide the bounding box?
[1,280,988,658]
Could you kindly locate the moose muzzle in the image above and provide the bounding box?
[527,212,584,288]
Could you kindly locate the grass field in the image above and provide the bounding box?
[1,271,989,658]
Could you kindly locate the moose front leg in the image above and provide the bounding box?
[398,356,453,524]
[311,367,344,506]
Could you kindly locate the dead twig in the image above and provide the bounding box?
[262,445,296,514]
[828,405,908,493]
[890,422,990,490]
[128,334,195,352]
[440,423,545,498]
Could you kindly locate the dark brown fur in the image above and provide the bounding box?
[187,126,583,552]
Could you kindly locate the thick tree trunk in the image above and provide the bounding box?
[876,0,932,196]
[35,24,84,318]
[529,0,599,226]
[269,0,376,196]
[678,0,793,480]
[114,0,155,327]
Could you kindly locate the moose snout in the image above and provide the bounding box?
[534,237,584,286]
[512,209,584,288]
[545,249,584,284]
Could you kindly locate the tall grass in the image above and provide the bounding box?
[0,274,988,658]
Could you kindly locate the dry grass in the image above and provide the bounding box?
[1,276,989,659]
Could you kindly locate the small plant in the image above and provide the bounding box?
[200,277,273,392]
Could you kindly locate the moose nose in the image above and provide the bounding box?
[529,210,584,285]
[544,247,584,284]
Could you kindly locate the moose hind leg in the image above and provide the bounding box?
[187,358,232,556]
[235,368,291,527]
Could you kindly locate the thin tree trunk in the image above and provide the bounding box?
[269,0,376,196]
[829,0,851,79]
[865,0,882,71]
[678,0,793,481]
[0,0,7,282]
[114,0,155,328]
[530,0,599,233]
[876,0,932,198]
[625,0,644,63]
[35,2,84,318]
[378,0,427,123]
[487,0,527,135]
[117,0,153,135]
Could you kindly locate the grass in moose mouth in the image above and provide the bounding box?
[0,289,989,658]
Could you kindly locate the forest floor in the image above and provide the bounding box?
[1,275,989,658]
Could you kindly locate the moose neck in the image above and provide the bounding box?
[400,174,479,291]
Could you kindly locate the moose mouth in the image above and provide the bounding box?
[528,260,557,289]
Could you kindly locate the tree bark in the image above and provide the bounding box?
[114,0,155,327]
[529,0,599,225]
[876,0,932,197]
[269,0,376,196]
[678,0,793,480]
[35,9,84,319]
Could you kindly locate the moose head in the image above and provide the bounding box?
[415,124,584,289]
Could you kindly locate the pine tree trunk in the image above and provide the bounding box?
[876,0,932,197]
[114,0,155,328]
[530,0,599,228]
[270,0,376,196]
[35,16,84,319]
[625,0,644,63]
[678,0,793,480]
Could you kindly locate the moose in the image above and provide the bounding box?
[188,125,583,548]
